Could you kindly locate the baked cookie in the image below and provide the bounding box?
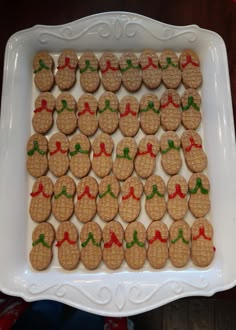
[33,51,54,92]
[159,50,181,89]
[56,221,80,270]
[147,221,168,269]
[125,222,146,269]
[169,220,190,267]
[144,175,166,221]
[52,176,75,222]
[181,88,201,129]
[119,52,142,92]
[32,92,55,134]
[75,176,98,223]
[55,49,78,90]
[99,52,122,92]
[113,137,138,181]
[135,135,159,179]
[27,133,48,178]
[29,176,53,222]
[139,94,160,134]
[119,176,143,223]
[167,175,188,221]
[160,131,182,175]
[139,49,161,89]
[179,49,202,89]
[79,52,100,93]
[77,93,98,136]
[191,218,215,267]
[69,133,91,178]
[80,222,102,270]
[92,133,114,178]
[97,175,120,222]
[98,92,119,134]
[55,92,77,135]
[48,132,69,177]
[29,223,55,271]
[103,221,124,269]
[181,130,207,172]
[119,95,139,137]
[160,89,181,131]
[188,173,210,217]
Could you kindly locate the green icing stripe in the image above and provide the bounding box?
[27,141,46,156]
[126,230,145,248]
[146,185,164,200]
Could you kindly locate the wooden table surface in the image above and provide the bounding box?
[0,0,235,300]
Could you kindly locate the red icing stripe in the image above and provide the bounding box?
[185,137,202,152]
[142,57,158,70]
[120,103,137,117]
[93,142,111,157]
[57,57,76,70]
[77,185,96,200]
[161,95,179,109]
[30,183,51,198]
[168,184,186,199]
[50,141,67,156]
[181,55,199,69]
[104,230,122,248]
[34,99,53,113]
[122,187,140,201]
[193,226,212,241]
[56,231,76,247]
[78,102,95,116]
[101,60,118,74]
[137,143,156,158]
[148,230,167,244]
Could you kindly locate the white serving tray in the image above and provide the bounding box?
[0,12,236,317]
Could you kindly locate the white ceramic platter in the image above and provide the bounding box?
[0,12,236,317]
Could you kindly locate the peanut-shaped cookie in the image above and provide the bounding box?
[56,222,80,270]
[99,52,122,92]
[98,92,119,134]
[97,175,120,222]
[27,133,48,178]
[135,135,159,179]
[30,223,55,270]
[77,93,98,136]
[55,49,78,90]
[159,50,181,89]
[79,52,100,93]
[33,52,54,92]
[29,176,53,222]
[113,137,137,181]
[119,176,143,223]
[139,49,161,89]
[119,95,139,137]
[55,92,77,135]
[140,94,160,134]
[32,92,55,134]
[92,133,114,178]
[52,176,75,222]
[119,52,142,92]
[103,221,124,270]
[75,176,98,223]
[80,222,102,270]
[48,133,69,177]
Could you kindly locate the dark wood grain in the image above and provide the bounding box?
[0,0,236,300]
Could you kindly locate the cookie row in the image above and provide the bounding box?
[29,173,210,224]
[27,130,208,179]
[32,89,202,135]
[30,218,214,271]
[33,49,202,93]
